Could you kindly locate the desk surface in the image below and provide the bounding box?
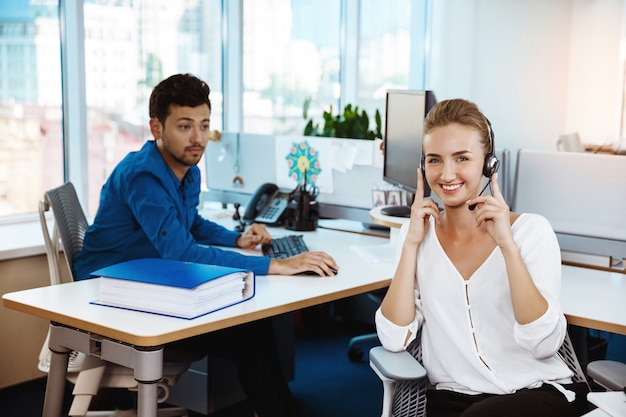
[3,225,625,348]
[369,206,410,229]
[561,265,626,335]
[3,225,394,346]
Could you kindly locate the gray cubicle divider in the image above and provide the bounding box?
[203,132,386,222]
[511,149,626,260]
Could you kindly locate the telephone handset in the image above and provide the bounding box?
[243,183,289,225]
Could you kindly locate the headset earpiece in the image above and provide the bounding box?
[482,118,499,178]
[483,154,500,178]
[420,154,426,178]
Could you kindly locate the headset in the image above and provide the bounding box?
[420,117,499,179]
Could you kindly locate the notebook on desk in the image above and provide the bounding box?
[587,391,626,417]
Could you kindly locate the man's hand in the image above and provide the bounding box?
[269,252,339,277]
[236,223,272,249]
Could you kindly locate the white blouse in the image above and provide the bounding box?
[375,213,573,395]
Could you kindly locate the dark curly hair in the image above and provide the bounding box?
[149,73,211,126]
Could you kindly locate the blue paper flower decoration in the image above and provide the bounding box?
[285,140,322,186]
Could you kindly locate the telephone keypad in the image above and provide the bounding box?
[255,198,288,223]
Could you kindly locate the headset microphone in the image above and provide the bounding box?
[468,180,492,211]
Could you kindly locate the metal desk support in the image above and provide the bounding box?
[43,322,164,417]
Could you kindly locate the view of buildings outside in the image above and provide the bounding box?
[81,0,222,214]
[0,0,414,218]
[242,0,413,136]
[0,0,223,217]
[0,0,62,217]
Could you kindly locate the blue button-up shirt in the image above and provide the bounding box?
[73,141,270,280]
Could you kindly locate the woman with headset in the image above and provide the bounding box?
[375,99,589,416]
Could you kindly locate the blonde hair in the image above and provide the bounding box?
[424,98,492,154]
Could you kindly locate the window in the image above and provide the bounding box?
[0,0,427,221]
[241,0,429,137]
[357,0,425,117]
[242,0,341,135]
[0,1,62,217]
[82,0,223,216]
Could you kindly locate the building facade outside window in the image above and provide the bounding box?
[0,1,62,217]
[242,0,341,135]
[82,0,223,216]
[0,0,423,219]
[241,0,424,137]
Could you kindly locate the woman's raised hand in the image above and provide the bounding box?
[468,173,514,248]
[405,168,440,247]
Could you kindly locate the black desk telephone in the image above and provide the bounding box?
[243,183,289,225]
[243,182,319,231]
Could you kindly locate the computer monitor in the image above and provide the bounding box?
[381,90,436,217]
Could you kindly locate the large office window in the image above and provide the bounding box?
[242,0,341,135]
[357,0,422,117]
[241,0,428,136]
[82,0,223,216]
[0,1,62,217]
[0,0,426,221]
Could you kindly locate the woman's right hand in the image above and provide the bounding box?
[405,168,440,247]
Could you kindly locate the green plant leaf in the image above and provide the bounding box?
[301,100,381,140]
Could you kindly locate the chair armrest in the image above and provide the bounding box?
[369,346,426,381]
[587,360,626,391]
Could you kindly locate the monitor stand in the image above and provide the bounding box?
[380,205,411,218]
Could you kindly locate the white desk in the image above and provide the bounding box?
[3,221,625,417]
[561,265,626,336]
[2,224,395,417]
[369,205,410,229]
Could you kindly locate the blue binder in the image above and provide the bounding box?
[90,258,255,319]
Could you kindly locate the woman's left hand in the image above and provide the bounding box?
[467,173,514,248]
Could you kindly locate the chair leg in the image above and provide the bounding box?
[69,365,107,416]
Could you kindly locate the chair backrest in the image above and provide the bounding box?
[38,182,89,283]
[559,331,590,388]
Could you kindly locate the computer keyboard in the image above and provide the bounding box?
[262,235,309,259]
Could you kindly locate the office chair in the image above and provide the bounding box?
[369,329,590,417]
[587,360,626,391]
[38,182,192,417]
[347,289,386,362]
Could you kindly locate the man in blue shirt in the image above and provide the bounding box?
[74,73,337,417]
[74,76,337,280]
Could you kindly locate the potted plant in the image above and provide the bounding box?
[302,98,382,140]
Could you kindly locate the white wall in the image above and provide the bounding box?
[428,0,623,154]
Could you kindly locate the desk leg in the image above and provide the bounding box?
[137,382,159,417]
[133,347,164,417]
[43,326,70,417]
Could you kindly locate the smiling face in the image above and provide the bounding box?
[422,122,486,208]
[150,103,211,180]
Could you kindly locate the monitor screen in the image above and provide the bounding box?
[382,90,436,216]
